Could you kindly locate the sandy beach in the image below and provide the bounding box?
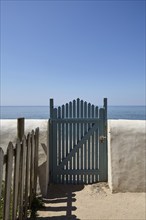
[36,183,146,220]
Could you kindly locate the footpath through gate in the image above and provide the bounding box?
[49,98,108,184]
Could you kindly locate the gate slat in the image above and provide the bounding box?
[53,109,57,183]
[73,100,76,184]
[95,106,98,182]
[80,100,84,183]
[88,103,91,184]
[91,105,95,183]
[77,98,80,184]
[49,99,54,182]
[69,102,73,184]
[66,103,69,183]
[84,101,87,184]
[61,105,65,183]
[58,107,61,183]
[59,123,99,168]
[104,98,108,181]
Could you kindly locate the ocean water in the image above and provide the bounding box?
[0,106,145,120]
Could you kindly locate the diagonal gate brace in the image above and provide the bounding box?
[58,122,99,169]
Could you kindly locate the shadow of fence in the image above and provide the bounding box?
[36,184,84,220]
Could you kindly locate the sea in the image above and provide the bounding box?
[0,106,145,120]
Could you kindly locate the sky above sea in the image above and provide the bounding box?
[1,0,145,106]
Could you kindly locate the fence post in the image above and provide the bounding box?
[103,98,108,181]
[17,118,25,141]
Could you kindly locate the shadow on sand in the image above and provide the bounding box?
[36,184,84,220]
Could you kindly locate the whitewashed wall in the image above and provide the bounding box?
[108,120,146,192]
[0,119,145,193]
[0,119,49,196]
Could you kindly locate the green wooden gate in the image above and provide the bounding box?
[49,98,108,184]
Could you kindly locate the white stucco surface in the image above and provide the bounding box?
[0,119,49,196]
[0,119,48,157]
[108,120,146,192]
[0,119,145,193]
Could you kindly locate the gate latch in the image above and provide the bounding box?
[99,136,106,143]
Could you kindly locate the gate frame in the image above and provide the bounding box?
[49,98,108,184]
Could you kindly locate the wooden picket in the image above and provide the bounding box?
[3,143,13,220]
[12,140,21,220]
[0,121,39,220]
[49,98,108,184]
[0,148,4,199]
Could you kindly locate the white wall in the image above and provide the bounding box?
[108,120,146,192]
[0,119,49,196]
[0,119,145,193]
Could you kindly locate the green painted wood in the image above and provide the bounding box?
[73,100,76,184]
[50,99,54,119]
[91,105,95,183]
[58,107,61,183]
[69,102,73,183]
[59,123,98,170]
[95,106,98,182]
[57,169,101,175]
[99,108,107,181]
[49,119,53,182]
[77,98,80,183]
[66,103,69,183]
[53,108,57,182]
[51,98,108,184]
[104,98,107,121]
[80,100,83,183]
[51,118,99,123]
[88,103,91,183]
[49,98,54,183]
[104,98,108,181]
[84,101,87,184]
[61,105,65,183]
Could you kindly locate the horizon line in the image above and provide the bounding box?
[0,105,145,107]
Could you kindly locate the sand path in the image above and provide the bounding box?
[36,183,146,220]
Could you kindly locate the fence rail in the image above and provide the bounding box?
[0,118,39,220]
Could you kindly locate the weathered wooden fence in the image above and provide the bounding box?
[0,118,39,220]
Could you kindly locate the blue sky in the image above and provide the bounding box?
[1,0,145,106]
